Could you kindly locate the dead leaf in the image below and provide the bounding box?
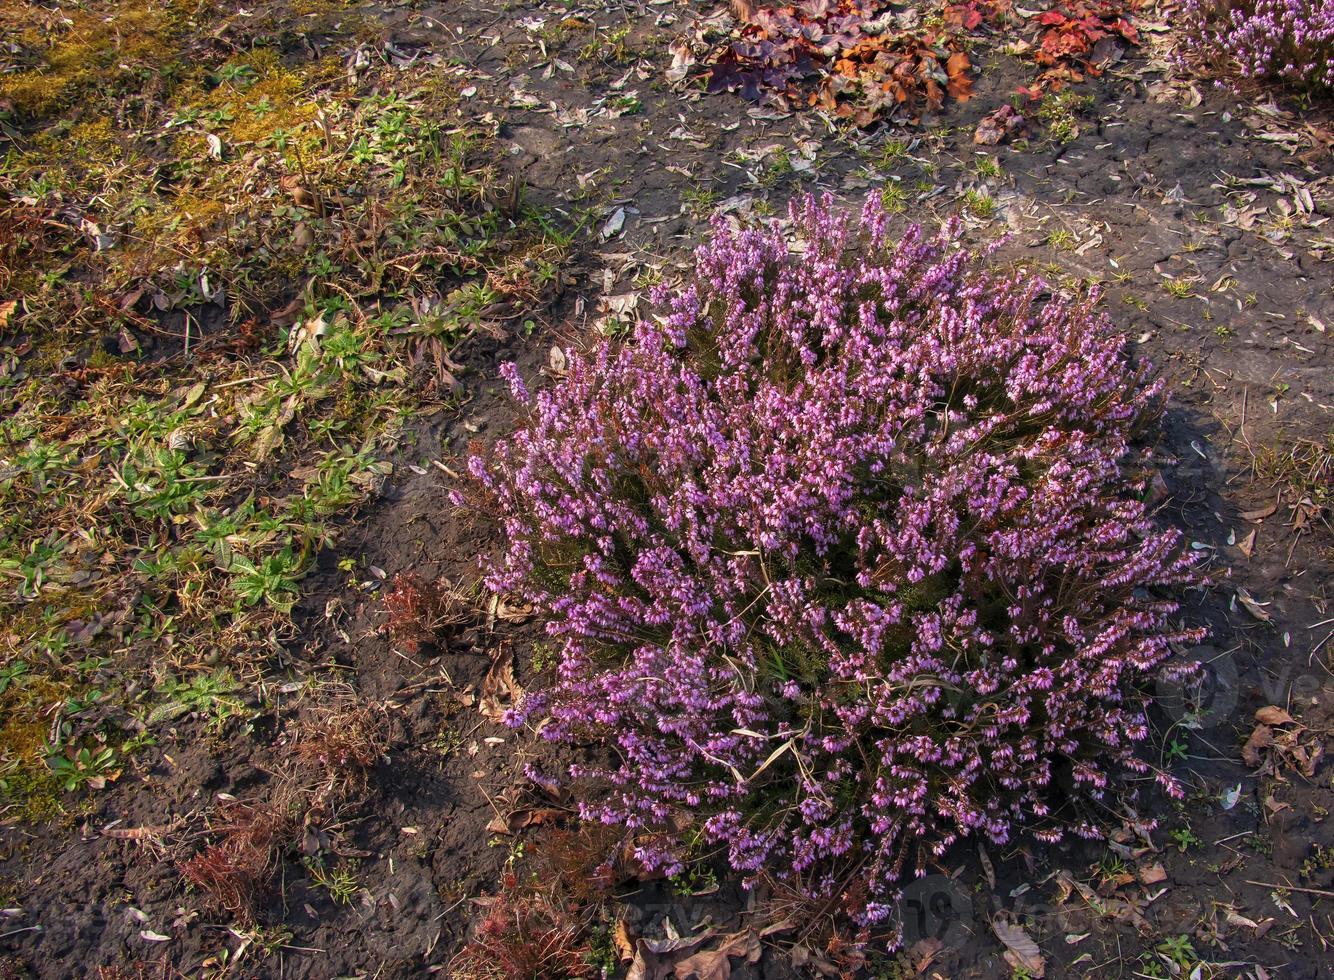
[974,104,1026,145]
[1236,527,1257,557]
[1239,500,1279,521]
[909,937,943,973]
[978,841,997,890]
[485,806,562,836]
[1236,588,1273,623]
[479,650,522,722]
[601,207,626,240]
[790,944,839,976]
[1137,863,1167,885]
[1293,739,1324,777]
[280,175,322,214]
[1225,909,1259,930]
[645,929,714,956]
[1242,724,1274,767]
[667,39,697,85]
[615,920,636,963]
[270,296,303,328]
[495,595,535,623]
[0,299,16,328]
[103,824,172,840]
[674,929,760,979]
[946,51,973,101]
[992,918,1045,978]
[730,0,759,24]
[1255,706,1296,727]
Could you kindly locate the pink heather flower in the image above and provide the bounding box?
[1176,0,1334,91]
[468,193,1203,927]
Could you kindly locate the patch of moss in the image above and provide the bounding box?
[0,676,69,822]
[0,0,190,120]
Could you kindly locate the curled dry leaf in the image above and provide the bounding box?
[789,944,840,977]
[615,920,636,963]
[946,51,974,101]
[279,174,321,213]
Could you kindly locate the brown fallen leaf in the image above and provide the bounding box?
[1137,863,1168,885]
[1236,588,1273,623]
[1239,500,1279,521]
[1055,871,1151,931]
[279,174,323,214]
[974,104,1026,145]
[479,649,523,722]
[103,823,175,840]
[1242,724,1274,767]
[495,595,535,623]
[1097,871,1135,894]
[484,806,562,836]
[1290,739,1324,777]
[673,929,760,980]
[269,296,304,328]
[946,51,974,101]
[730,0,759,24]
[992,917,1045,978]
[909,937,943,974]
[1255,705,1296,727]
[1236,527,1258,557]
[615,920,636,963]
[1225,909,1259,930]
[790,944,839,977]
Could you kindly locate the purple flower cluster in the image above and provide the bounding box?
[1177,0,1334,92]
[468,195,1200,926]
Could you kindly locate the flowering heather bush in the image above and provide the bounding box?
[1176,0,1334,92]
[467,195,1200,926]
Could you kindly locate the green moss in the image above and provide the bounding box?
[0,1,190,120]
[0,676,68,822]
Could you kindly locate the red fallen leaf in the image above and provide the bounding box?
[956,8,983,29]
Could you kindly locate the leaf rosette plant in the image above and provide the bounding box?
[466,194,1200,927]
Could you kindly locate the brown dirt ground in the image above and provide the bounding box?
[2,2,1332,978]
